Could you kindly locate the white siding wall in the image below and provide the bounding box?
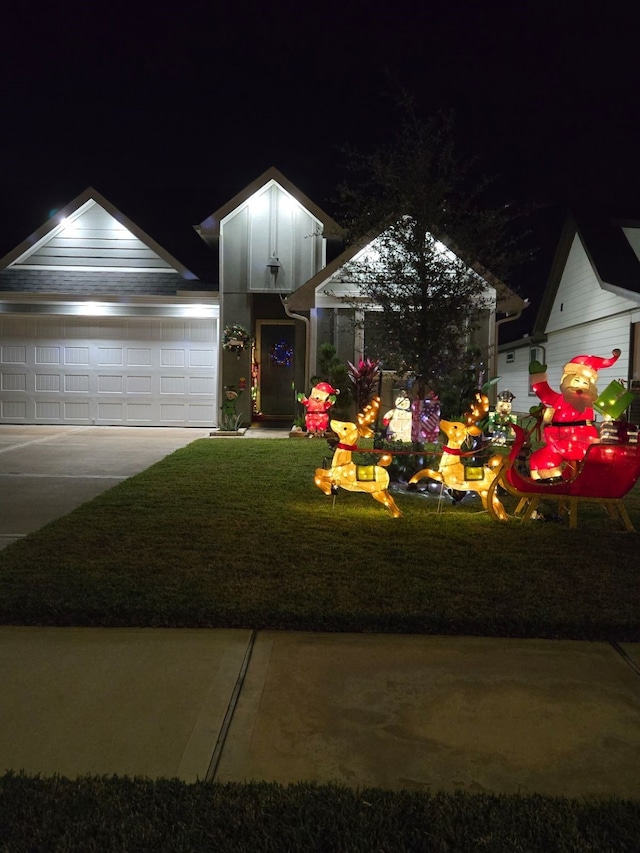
[500,232,639,416]
[221,181,324,294]
[13,202,173,271]
[543,315,631,393]
[546,234,636,333]
[496,346,535,414]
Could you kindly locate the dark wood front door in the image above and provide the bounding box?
[256,321,295,418]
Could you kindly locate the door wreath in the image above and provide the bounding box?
[222,324,251,356]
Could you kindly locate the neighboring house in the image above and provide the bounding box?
[0,167,526,428]
[497,209,640,421]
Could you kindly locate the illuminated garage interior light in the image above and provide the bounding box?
[181,304,217,318]
[76,301,109,316]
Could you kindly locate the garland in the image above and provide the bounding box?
[222,323,251,354]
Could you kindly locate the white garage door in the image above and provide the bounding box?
[0,315,219,426]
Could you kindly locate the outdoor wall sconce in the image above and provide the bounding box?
[267,257,281,275]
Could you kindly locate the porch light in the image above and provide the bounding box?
[267,257,281,275]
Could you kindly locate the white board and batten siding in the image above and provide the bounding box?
[0,316,218,426]
[220,181,325,295]
[499,233,638,413]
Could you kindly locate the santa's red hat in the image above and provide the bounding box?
[562,349,621,384]
[313,381,338,396]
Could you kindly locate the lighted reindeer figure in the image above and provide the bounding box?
[408,393,508,521]
[314,396,402,517]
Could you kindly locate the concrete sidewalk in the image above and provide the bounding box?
[1,627,639,799]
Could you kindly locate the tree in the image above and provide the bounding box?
[334,100,528,415]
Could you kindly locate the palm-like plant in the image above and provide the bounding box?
[347,358,382,412]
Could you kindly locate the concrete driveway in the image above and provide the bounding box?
[0,425,212,551]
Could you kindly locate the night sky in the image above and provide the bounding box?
[3,0,640,317]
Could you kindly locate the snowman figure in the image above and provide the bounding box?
[383,391,412,442]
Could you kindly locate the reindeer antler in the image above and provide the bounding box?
[357,395,381,438]
[463,393,489,429]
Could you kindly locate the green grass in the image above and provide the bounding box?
[1,773,639,853]
[0,438,639,639]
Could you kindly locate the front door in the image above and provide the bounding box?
[254,321,295,419]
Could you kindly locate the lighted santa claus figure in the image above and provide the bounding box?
[528,348,621,480]
[297,381,339,435]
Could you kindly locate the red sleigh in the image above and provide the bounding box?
[487,424,640,531]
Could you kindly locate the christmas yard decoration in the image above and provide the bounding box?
[411,392,441,443]
[487,390,518,446]
[219,385,243,431]
[314,397,402,517]
[383,391,412,442]
[297,382,339,435]
[222,324,251,357]
[408,392,508,520]
[529,349,621,480]
[488,423,640,531]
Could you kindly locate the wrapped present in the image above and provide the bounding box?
[594,381,635,420]
[599,420,639,444]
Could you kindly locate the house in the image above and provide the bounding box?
[0,168,525,429]
[497,209,640,422]
[0,186,220,428]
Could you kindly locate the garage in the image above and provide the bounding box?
[0,314,219,427]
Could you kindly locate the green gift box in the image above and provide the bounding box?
[594,380,635,420]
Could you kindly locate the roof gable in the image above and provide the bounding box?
[286,224,524,313]
[196,167,344,239]
[534,209,640,336]
[0,187,199,279]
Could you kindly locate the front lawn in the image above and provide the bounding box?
[0,438,638,639]
[1,774,639,853]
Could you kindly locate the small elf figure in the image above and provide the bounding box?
[487,390,518,446]
[383,391,412,442]
[297,381,339,435]
[220,385,242,431]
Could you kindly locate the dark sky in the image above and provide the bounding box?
[3,0,640,310]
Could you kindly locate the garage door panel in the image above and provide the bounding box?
[0,316,218,426]
[36,346,61,364]
[2,373,27,391]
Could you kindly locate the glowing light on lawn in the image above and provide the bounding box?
[313,397,402,517]
[408,393,508,521]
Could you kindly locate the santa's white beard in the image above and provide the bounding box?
[563,388,595,412]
